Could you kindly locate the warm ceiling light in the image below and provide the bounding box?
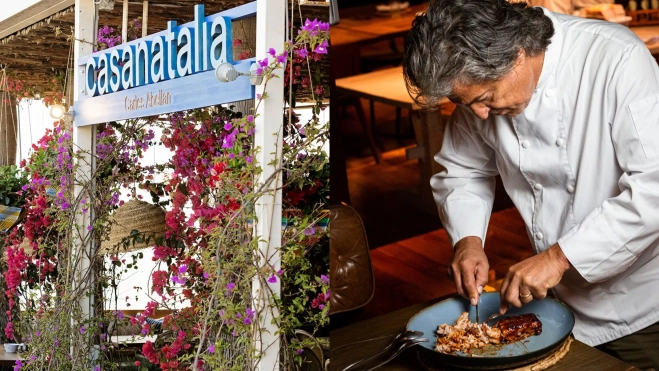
[49,104,66,119]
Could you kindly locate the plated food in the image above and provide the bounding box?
[436,312,542,354]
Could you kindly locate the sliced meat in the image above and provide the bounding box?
[435,312,542,354]
[496,313,542,343]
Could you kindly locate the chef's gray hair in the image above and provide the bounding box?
[403,0,554,109]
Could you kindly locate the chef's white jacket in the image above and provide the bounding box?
[433,9,659,346]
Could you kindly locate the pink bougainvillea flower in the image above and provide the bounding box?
[304,226,316,236]
[295,47,309,59]
[314,40,328,54]
[267,275,277,283]
[208,344,215,354]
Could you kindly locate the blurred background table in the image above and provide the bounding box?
[336,66,453,210]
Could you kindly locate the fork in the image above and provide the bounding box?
[486,313,503,323]
[362,337,429,371]
[342,330,425,371]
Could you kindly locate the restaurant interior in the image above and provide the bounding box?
[330,1,659,369]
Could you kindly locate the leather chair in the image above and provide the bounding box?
[329,203,375,315]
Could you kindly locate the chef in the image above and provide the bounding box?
[403,0,659,369]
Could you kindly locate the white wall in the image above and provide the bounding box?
[15,100,54,164]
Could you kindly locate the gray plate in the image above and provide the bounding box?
[406,292,575,370]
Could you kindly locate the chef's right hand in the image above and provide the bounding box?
[448,236,489,306]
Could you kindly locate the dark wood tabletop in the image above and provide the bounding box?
[331,297,643,371]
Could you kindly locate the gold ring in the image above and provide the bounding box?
[519,293,532,299]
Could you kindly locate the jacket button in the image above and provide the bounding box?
[556,138,564,146]
[338,255,343,262]
[567,185,575,193]
[535,232,544,240]
[545,90,554,98]
[521,140,530,148]
[534,183,543,191]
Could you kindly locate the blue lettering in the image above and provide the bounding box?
[210,16,232,69]
[85,57,98,97]
[194,5,204,73]
[166,21,179,79]
[121,46,135,90]
[135,41,153,86]
[109,49,122,93]
[97,54,109,95]
[150,36,167,83]
[177,27,194,77]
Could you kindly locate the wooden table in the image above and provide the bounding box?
[331,297,643,371]
[335,3,426,38]
[0,346,22,367]
[631,25,659,54]
[335,66,452,210]
[331,3,425,78]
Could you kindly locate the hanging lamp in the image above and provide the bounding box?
[100,199,168,253]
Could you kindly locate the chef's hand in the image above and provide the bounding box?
[499,243,571,314]
[449,236,489,306]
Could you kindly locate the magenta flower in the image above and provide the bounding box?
[226,282,235,291]
[314,40,328,54]
[244,307,256,325]
[268,48,277,57]
[296,48,309,59]
[304,226,316,236]
[178,265,187,274]
[208,344,215,354]
[276,52,288,64]
[268,274,277,283]
[320,274,329,284]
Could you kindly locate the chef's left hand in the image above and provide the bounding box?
[499,243,571,314]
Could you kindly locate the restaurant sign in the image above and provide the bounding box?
[74,2,256,127]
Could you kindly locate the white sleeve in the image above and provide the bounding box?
[432,106,499,248]
[559,43,659,282]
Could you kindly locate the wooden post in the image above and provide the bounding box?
[73,0,96,365]
[122,0,128,43]
[142,1,148,37]
[253,0,285,369]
